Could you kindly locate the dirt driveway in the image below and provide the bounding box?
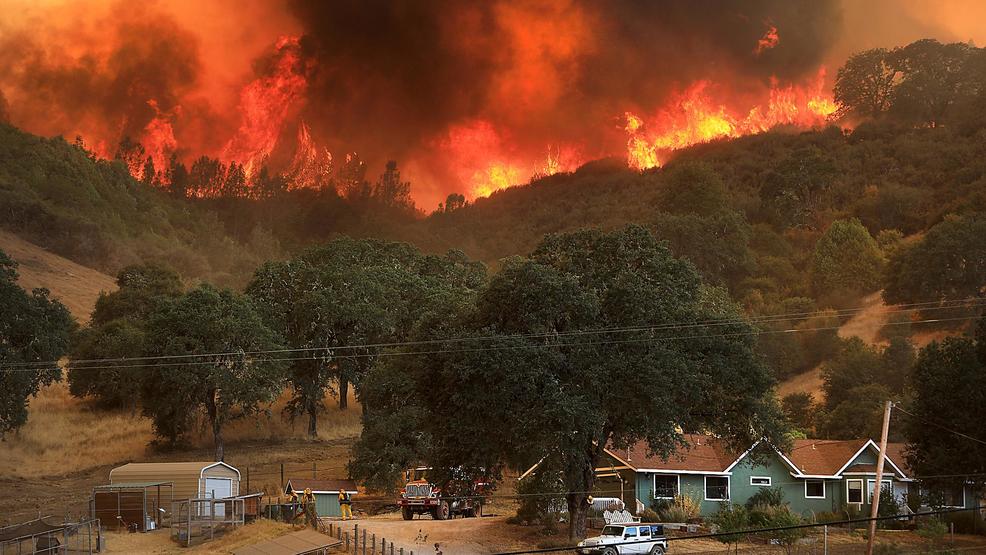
[348,513,536,555]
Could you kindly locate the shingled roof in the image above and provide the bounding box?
[605,437,910,478]
[607,434,743,473]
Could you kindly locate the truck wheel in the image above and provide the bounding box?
[649,547,665,555]
[434,501,450,520]
[601,548,617,555]
[401,507,413,521]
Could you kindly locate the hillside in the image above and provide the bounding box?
[0,231,115,320]
[0,124,281,287]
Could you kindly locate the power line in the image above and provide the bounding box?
[2,296,980,371]
[2,312,981,374]
[893,406,986,447]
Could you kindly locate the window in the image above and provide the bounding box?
[847,479,864,504]
[639,526,650,537]
[750,476,772,487]
[705,476,729,501]
[624,527,637,538]
[805,480,825,499]
[653,474,679,499]
[923,484,965,508]
[867,479,893,503]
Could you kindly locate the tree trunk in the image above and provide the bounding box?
[205,389,224,461]
[307,405,318,439]
[567,453,598,540]
[338,378,349,410]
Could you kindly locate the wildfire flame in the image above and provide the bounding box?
[625,68,836,170]
[755,22,780,55]
[220,36,309,179]
[287,121,333,190]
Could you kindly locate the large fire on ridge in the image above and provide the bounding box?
[15,0,975,207]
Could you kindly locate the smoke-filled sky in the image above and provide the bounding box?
[2,0,985,208]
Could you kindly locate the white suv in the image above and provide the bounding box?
[577,524,668,555]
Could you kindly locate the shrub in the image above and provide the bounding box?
[639,508,659,522]
[754,506,806,554]
[916,517,948,545]
[653,494,702,522]
[514,469,565,531]
[711,503,749,547]
[745,487,785,509]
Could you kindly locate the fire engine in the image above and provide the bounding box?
[398,467,488,520]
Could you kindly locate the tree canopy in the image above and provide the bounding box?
[0,250,75,435]
[350,226,784,539]
[246,237,486,436]
[139,284,286,460]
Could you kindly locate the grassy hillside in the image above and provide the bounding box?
[0,230,115,320]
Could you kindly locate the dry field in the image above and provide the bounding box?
[0,230,117,321]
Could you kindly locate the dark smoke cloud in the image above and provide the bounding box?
[290,0,842,167]
[0,5,204,153]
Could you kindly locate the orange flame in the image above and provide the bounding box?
[625,68,835,170]
[221,36,308,178]
[140,99,177,183]
[755,22,780,55]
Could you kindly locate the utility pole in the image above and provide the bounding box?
[866,400,893,555]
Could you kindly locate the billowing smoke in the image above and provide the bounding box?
[1,0,983,208]
[289,0,841,204]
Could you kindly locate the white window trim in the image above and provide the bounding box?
[653,473,681,500]
[704,475,730,502]
[804,479,826,499]
[867,479,893,504]
[750,476,772,487]
[846,479,865,505]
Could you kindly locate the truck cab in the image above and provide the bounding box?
[398,467,487,520]
[577,524,668,555]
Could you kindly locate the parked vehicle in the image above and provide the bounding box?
[398,467,488,520]
[577,523,668,555]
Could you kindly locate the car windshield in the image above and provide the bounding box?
[601,526,623,537]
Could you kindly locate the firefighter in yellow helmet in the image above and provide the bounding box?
[339,488,353,520]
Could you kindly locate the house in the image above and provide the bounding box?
[594,435,977,518]
[284,479,358,518]
[110,461,241,502]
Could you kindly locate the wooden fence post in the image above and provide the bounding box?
[345,531,350,550]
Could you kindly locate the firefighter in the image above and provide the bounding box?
[339,489,353,520]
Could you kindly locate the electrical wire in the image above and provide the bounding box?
[1,312,981,374]
[893,406,986,447]
[2,297,981,371]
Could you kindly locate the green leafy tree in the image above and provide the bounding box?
[781,392,816,434]
[818,383,894,440]
[810,218,884,299]
[760,147,837,229]
[883,214,986,304]
[904,321,986,496]
[834,48,897,120]
[0,251,75,435]
[247,238,486,437]
[652,210,754,290]
[712,503,749,553]
[890,39,976,127]
[353,226,785,539]
[821,338,882,411]
[140,285,286,460]
[68,264,183,408]
[658,162,731,217]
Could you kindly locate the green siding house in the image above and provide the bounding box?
[284,478,358,518]
[594,435,976,518]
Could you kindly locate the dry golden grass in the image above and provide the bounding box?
[0,230,116,321]
[0,382,362,480]
[103,519,303,554]
[0,382,155,479]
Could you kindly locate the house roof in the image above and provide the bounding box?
[609,434,743,474]
[607,437,910,479]
[284,478,358,494]
[884,443,911,475]
[786,439,870,476]
[111,461,240,478]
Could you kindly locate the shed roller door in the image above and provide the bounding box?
[205,478,232,516]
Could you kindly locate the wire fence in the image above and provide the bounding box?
[490,505,986,555]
